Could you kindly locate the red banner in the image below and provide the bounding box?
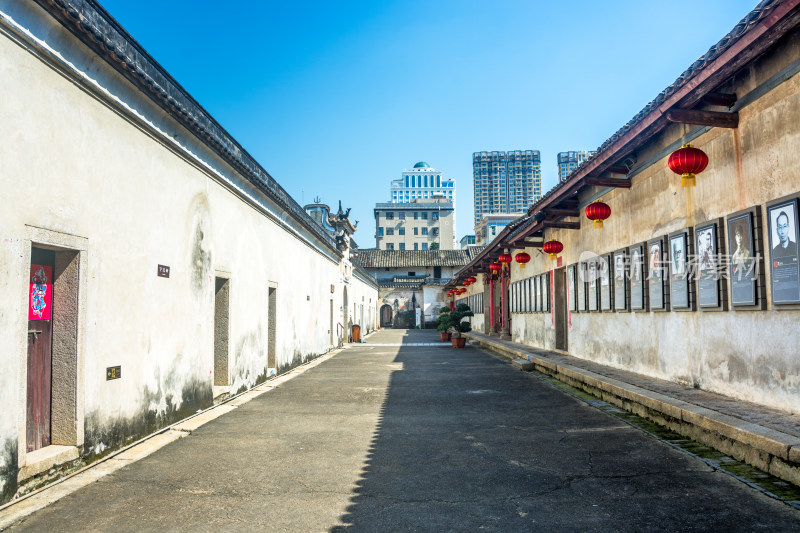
[29,264,52,321]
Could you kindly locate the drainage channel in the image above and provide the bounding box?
[527,368,800,510]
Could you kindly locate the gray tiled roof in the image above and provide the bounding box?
[374,202,453,211]
[351,249,470,268]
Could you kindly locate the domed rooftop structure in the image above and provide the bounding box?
[413,161,431,169]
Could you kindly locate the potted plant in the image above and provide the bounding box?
[436,307,453,341]
[448,303,473,348]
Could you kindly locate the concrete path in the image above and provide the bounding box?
[4,329,800,531]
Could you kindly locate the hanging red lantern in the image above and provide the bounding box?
[668,144,708,187]
[514,252,531,268]
[489,262,502,275]
[542,240,563,260]
[498,251,512,268]
[467,276,477,284]
[585,201,611,229]
[458,288,467,294]
[462,280,470,286]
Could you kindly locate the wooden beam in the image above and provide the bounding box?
[700,92,737,107]
[544,208,580,218]
[606,165,629,175]
[544,221,581,230]
[666,109,739,128]
[584,177,632,189]
[524,240,544,247]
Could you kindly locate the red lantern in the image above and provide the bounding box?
[467,276,477,284]
[542,240,563,260]
[458,288,467,294]
[668,144,708,187]
[489,262,502,275]
[498,252,512,267]
[514,252,531,268]
[585,201,611,229]
[462,280,470,286]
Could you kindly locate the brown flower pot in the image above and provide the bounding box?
[451,337,466,348]
[440,332,451,342]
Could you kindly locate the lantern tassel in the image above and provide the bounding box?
[682,173,696,187]
[520,263,526,269]
[549,253,557,260]
[594,219,603,229]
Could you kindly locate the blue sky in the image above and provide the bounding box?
[100,0,758,244]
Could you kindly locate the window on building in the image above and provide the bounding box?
[413,227,418,235]
[422,227,428,235]
[399,243,405,250]
[386,228,394,235]
[386,243,394,250]
[379,227,384,237]
[398,227,405,235]
[385,212,394,220]
[398,212,405,220]
[422,243,428,250]
[421,212,428,220]
[413,212,418,220]
[414,243,418,250]
[432,212,439,221]
[432,228,439,235]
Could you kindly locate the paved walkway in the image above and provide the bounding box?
[4,329,800,531]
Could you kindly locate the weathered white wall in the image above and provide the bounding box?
[0,1,376,500]
[508,31,800,413]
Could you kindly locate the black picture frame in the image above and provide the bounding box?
[630,245,646,310]
[767,198,800,305]
[577,263,587,312]
[695,220,724,309]
[648,238,668,311]
[600,254,612,311]
[613,249,628,312]
[543,272,551,312]
[587,259,599,311]
[567,265,576,312]
[669,229,695,311]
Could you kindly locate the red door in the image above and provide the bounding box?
[27,259,54,452]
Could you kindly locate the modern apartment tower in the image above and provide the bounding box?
[472,150,541,226]
[557,151,595,182]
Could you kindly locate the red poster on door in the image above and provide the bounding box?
[29,264,52,320]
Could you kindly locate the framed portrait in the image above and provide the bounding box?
[577,263,587,312]
[542,272,550,312]
[695,221,720,308]
[567,265,576,312]
[534,275,541,312]
[669,229,693,310]
[587,258,598,311]
[613,249,627,311]
[600,254,612,311]
[630,245,645,310]
[648,238,666,310]
[767,198,800,305]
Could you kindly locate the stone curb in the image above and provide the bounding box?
[466,333,800,487]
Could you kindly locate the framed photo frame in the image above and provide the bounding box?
[613,249,628,311]
[587,259,599,311]
[726,207,765,309]
[630,245,646,310]
[600,254,612,311]
[648,238,668,311]
[695,219,726,310]
[542,272,550,312]
[669,229,695,311]
[567,265,577,312]
[767,197,800,305]
[577,263,587,312]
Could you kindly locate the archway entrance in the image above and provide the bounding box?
[380,304,393,327]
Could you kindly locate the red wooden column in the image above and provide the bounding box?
[488,274,497,335]
[501,266,511,339]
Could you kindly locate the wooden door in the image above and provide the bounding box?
[27,256,54,452]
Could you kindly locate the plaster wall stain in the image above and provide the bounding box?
[230,331,268,394]
[84,378,211,457]
[187,193,212,297]
[0,438,18,504]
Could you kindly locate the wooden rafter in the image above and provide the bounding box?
[666,109,739,128]
[584,177,632,189]
[543,221,580,230]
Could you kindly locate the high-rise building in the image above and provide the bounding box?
[390,162,455,203]
[557,151,595,182]
[374,198,454,250]
[472,150,541,226]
